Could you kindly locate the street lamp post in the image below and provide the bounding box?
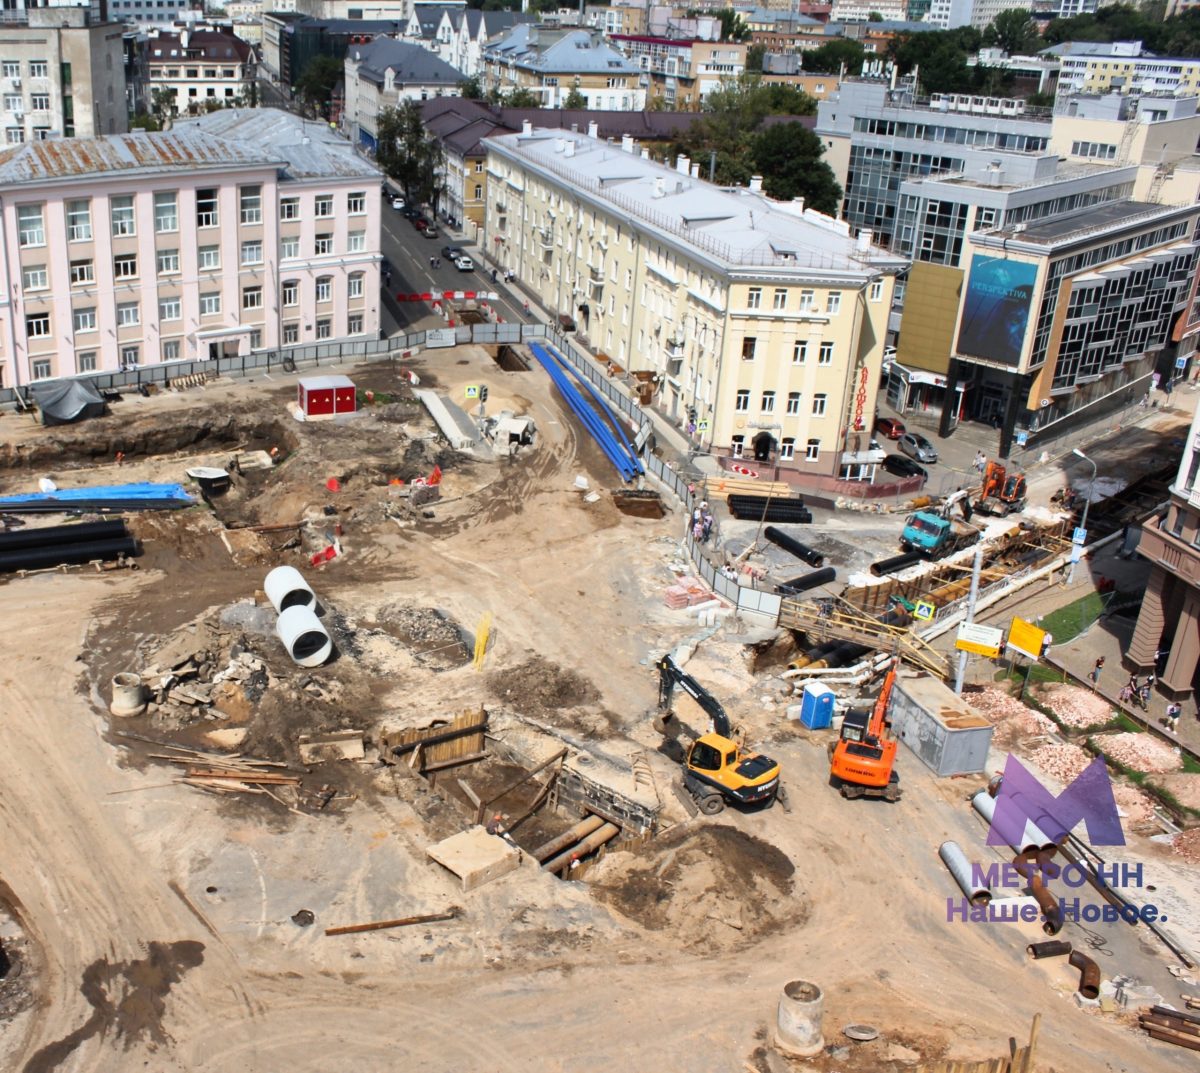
[1065,447,1097,585]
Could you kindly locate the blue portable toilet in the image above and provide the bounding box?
[799,681,835,730]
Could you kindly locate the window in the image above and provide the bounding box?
[780,437,795,461]
[316,276,332,302]
[792,341,807,364]
[200,292,220,316]
[761,391,775,413]
[2,61,18,79]
[3,95,20,113]
[67,200,91,241]
[29,61,47,79]
[735,389,750,411]
[26,312,50,337]
[154,192,177,232]
[280,197,299,220]
[747,286,762,309]
[18,204,44,247]
[475,160,484,173]
[474,183,482,199]
[348,313,363,334]
[120,345,139,368]
[73,307,96,331]
[5,127,22,144]
[117,302,139,326]
[818,342,833,366]
[773,288,787,311]
[110,196,135,237]
[314,234,333,255]
[157,249,179,275]
[282,280,298,306]
[741,337,756,361]
[348,273,363,299]
[114,254,137,280]
[240,240,262,265]
[314,195,333,217]
[196,188,218,228]
[799,289,815,312]
[162,340,180,362]
[198,245,220,270]
[812,393,827,416]
[239,186,262,225]
[786,391,801,415]
[348,230,365,253]
[348,191,365,214]
[826,292,841,314]
[242,286,262,310]
[249,329,261,349]
[77,351,96,373]
[316,318,331,339]
[281,236,300,259]
[283,322,299,344]
[869,280,883,302]
[22,265,46,290]
[29,94,48,111]
[805,438,821,462]
[31,359,50,379]
[159,297,181,321]
[70,259,93,285]
[730,435,744,458]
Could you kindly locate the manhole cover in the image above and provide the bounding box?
[291,909,315,927]
[843,1024,879,1042]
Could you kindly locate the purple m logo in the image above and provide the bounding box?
[988,754,1125,848]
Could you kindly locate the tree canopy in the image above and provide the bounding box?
[802,38,866,75]
[376,101,445,210]
[983,8,1040,53]
[562,87,587,109]
[752,123,841,215]
[293,54,342,121]
[506,87,542,107]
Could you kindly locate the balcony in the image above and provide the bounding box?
[538,228,553,248]
[588,265,604,283]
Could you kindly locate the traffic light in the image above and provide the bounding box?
[480,385,489,402]
[687,406,697,424]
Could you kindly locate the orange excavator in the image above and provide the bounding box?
[828,665,901,801]
[974,461,1027,517]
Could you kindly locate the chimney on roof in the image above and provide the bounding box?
[676,154,690,175]
[565,139,575,157]
[555,138,565,152]
[793,197,804,212]
[749,175,763,192]
[571,122,578,132]
[621,133,634,153]
[587,120,598,138]
[857,229,873,252]
[690,162,699,178]
[654,176,665,198]
[181,29,189,47]
[641,147,649,159]
[522,119,532,135]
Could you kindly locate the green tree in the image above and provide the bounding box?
[888,30,973,94]
[714,8,751,41]
[751,122,841,215]
[150,86,175,123]
[460,74,484,99]
[563,87,587,109]
[506,87,542,107]
[376,101,445,209]
[130,112,161,131]
[802,38,866,74]
[868,10,884,20]
[983,8,1040,53]
[745,43,766,72]
[293,54,342,120]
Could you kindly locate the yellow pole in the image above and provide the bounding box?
[474,612,492,671]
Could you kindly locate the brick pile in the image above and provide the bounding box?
[1036,683,1115,729]
[664,576,711,609]
[1172,828,1200,864]
[1026,741,1093,784]
[966,687,1056,736]
[1095,732,1183,774]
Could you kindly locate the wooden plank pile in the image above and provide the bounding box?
[701,475,795,499]
[151,743,302,801]
[1140,1005,1200,1052]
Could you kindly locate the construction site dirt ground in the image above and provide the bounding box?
[0,349,1195,1073]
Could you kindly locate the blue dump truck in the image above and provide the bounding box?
[900,490,981,560]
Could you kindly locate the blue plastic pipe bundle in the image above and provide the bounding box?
[542,344,644,477]
[528,342,640,481]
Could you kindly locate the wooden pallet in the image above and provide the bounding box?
[701,475,796,499]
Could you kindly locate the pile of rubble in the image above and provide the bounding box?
[965,687,1056,747]
[1025,741,1093,784]
[1095,732,1183,774]
[1035,683,1115,729]
[140,645,269,725]
[1172,827,1200,864]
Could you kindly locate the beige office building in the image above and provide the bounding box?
[482,125,906,480]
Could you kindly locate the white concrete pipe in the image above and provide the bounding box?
[264,565,317,614]
[939,840,992,906]
[110,672,147,718]
[971,789,1057,856]
[775,980,825,1058]
[276,605,333,668]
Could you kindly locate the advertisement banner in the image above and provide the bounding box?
[955,256,1037,368]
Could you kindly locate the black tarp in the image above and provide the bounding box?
[33,380,107,426]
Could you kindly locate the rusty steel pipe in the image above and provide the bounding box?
[1029,875,1063,935]
[1069,949,1101,1000]
[541,821,620,875]
[1027,940,1072,960]
[532,814,605,863]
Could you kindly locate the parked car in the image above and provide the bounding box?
[875,416,906,440]
[413,217,429,231]
[442,245,464,261]
[422,225,439,239]
[898,432,938,464]
[401,205,420,220]
[453,255,474,272]
[882,454,927,480]
[391,196,405,210]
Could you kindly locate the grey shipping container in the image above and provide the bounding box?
[890,673,993,777]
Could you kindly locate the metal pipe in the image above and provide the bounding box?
[0,519,127,551]
[776,567,837,595]
[1027,940,1072,959]
[541,821,620,874]
[0,536,137,572]
[870,551,923,576]
[1069,949,1101,999]
[531,814,604,863]
[764,526,824,567]
[939,841,991,905]
[1030,874,1063,935]
[971,790,1057,855]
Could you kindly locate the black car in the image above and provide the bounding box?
[401,205,421,220]
[882,454,927,480]
[442,245,464,260]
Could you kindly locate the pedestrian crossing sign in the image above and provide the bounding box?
[465,385,479,399]
[913,600,936,621]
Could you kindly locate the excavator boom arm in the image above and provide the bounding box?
[657,654,731,738]
[868,666,897,739]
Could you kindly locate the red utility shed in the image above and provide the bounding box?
[298,375,357,417]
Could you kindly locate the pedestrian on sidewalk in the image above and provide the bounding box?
[523,299,530,316]
[1166,702,1182,732]
[1090,656,1104,690]
[974,450,986,474]
[1139,679,1153,710]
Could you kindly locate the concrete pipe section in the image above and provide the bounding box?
[775,980,825,1058]
[110,672,147,718]
[264,565,317,614]
[276,605,333,668]
[971,790,1057,856]
[939,841,991,906]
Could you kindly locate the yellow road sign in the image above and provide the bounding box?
[956,622,1003,659]
[1007,617,1046,661]
[913,599,936,621]
[465,384,479,399]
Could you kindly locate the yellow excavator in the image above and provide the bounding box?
[654,654,782,815]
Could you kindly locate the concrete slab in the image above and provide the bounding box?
[297,730,366,764]
[426,826,521,892]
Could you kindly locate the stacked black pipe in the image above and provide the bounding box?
[0,520,137,573]
[726,495,812,523]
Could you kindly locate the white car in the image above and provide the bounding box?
[391,195,405,210]
[454,255,474,272]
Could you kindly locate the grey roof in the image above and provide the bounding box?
[350,36,464,86]
[484,126,904,278]
[460,10,531,38]
[409,5,456,39]
[988,199,1189,246]
[174,108,379,180]
[738,7,823,26]
[1040,40,1156,58]
[825,19,935,33]
[485,25,639,75]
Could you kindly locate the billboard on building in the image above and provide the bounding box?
[955,256,1037,368]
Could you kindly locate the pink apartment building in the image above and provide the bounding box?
[0,107,382,389]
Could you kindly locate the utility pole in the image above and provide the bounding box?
[953,542,984,696]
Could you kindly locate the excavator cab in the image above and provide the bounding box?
[829,667,901,802]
